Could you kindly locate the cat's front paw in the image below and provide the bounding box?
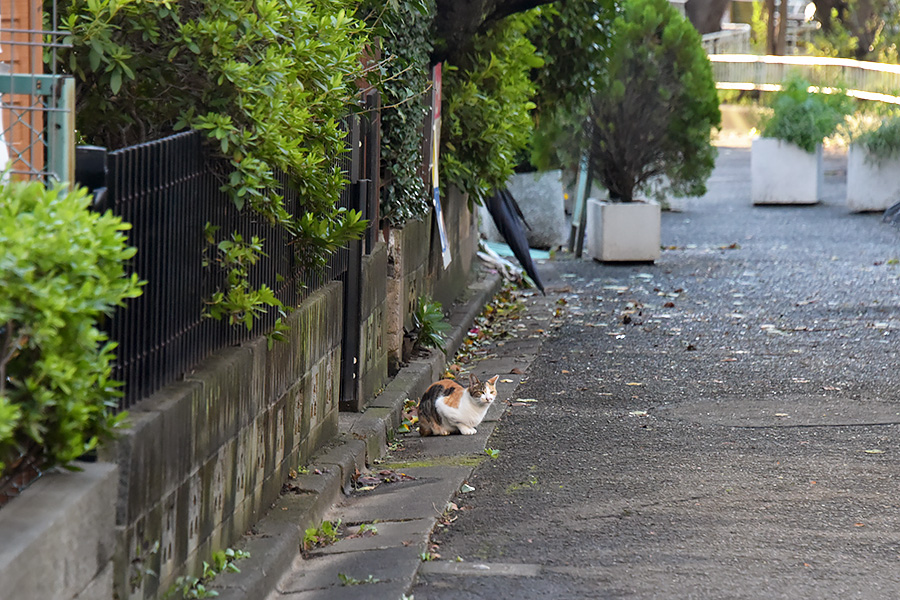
[458,426,477,435]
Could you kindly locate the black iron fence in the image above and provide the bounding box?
[103,112,376,410]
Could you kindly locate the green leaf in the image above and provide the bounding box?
[110,70,122,95]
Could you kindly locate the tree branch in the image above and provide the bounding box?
[432,0,557,63]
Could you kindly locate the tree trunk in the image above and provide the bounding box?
[766,0,777,54]
[776,0,788,54]
[684,0,731,35]
[432,0,556,62]
[812,0,847,33]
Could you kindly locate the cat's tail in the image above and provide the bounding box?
[417,385,446,436]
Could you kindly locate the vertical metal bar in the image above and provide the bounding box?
[569,154,591,257]
[340,177,365,412]
[46,76,73,184]
[364,90,381,253]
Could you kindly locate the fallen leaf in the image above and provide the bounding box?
[501,378,514,383]
[511,368,524,374]
[626,382,643,386]
[516,398,538,403]
[562,369,571,374]
[629,410,649,417]
[865,449,885,454]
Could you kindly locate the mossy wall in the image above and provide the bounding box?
[103,283,343,599]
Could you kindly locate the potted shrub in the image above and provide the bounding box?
[585,0,720,262]
[847,116,900,212]
[752,77,851,205]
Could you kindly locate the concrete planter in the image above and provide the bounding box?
[480,170,567,250]
[751,137,823,205]
[585,199,661,262]
[0,462,118,600]
[846,143,900,212]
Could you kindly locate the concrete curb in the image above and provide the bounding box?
[212,270,503,600]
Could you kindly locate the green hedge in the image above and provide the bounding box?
[58,0,368,329]
[440,13,542,205]
[363,0,436,228]
[0,182,142,484]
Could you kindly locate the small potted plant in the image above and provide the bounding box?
[585,0,720,262]
[847,116,900,212]
[752,77,851,205]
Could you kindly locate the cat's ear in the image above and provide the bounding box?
[468,373,479,386]
[487,375,499,386]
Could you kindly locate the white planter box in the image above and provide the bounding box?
[751,137,823,205]
[846,143,900,212]
[585,199,661,262]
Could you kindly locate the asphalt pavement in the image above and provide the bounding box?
[255,145,900,599]
[412,145,900,599]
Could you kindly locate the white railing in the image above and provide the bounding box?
[709,54,900,104]
[702,24,751,55]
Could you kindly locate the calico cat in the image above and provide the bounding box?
[417,374,499,436]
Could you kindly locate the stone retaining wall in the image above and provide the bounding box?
[103,283,344,599]
[0,462,118,600]
[0,198,479,600]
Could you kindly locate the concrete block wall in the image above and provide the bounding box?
[400,216,434,333]
[360,242,389,401]
[0,197,481,600]
[432,186,478,311]
[384,194,478,373]
[0,462,118,600]
[103,283,344,600]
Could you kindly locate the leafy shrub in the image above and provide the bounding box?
[761,77,853,153]
[362,0,435,227]
[0,181,142,485]
[58,0,368,329]
[525,0,614,171]
[855,115,900,161]
[60,0,365,219]
[588,0,721,202]
[412,297,450,351]
[441,13,542,205]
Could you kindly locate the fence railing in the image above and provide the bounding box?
[701,24,751,56]
[105,128,361,409]
[709,54,900,104]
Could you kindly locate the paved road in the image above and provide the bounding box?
[411,147,900,599]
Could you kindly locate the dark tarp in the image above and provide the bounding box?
[485,188,546,294]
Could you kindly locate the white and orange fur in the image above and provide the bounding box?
[417,374,499,436]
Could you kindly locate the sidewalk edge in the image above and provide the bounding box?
[211,269,503,600]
